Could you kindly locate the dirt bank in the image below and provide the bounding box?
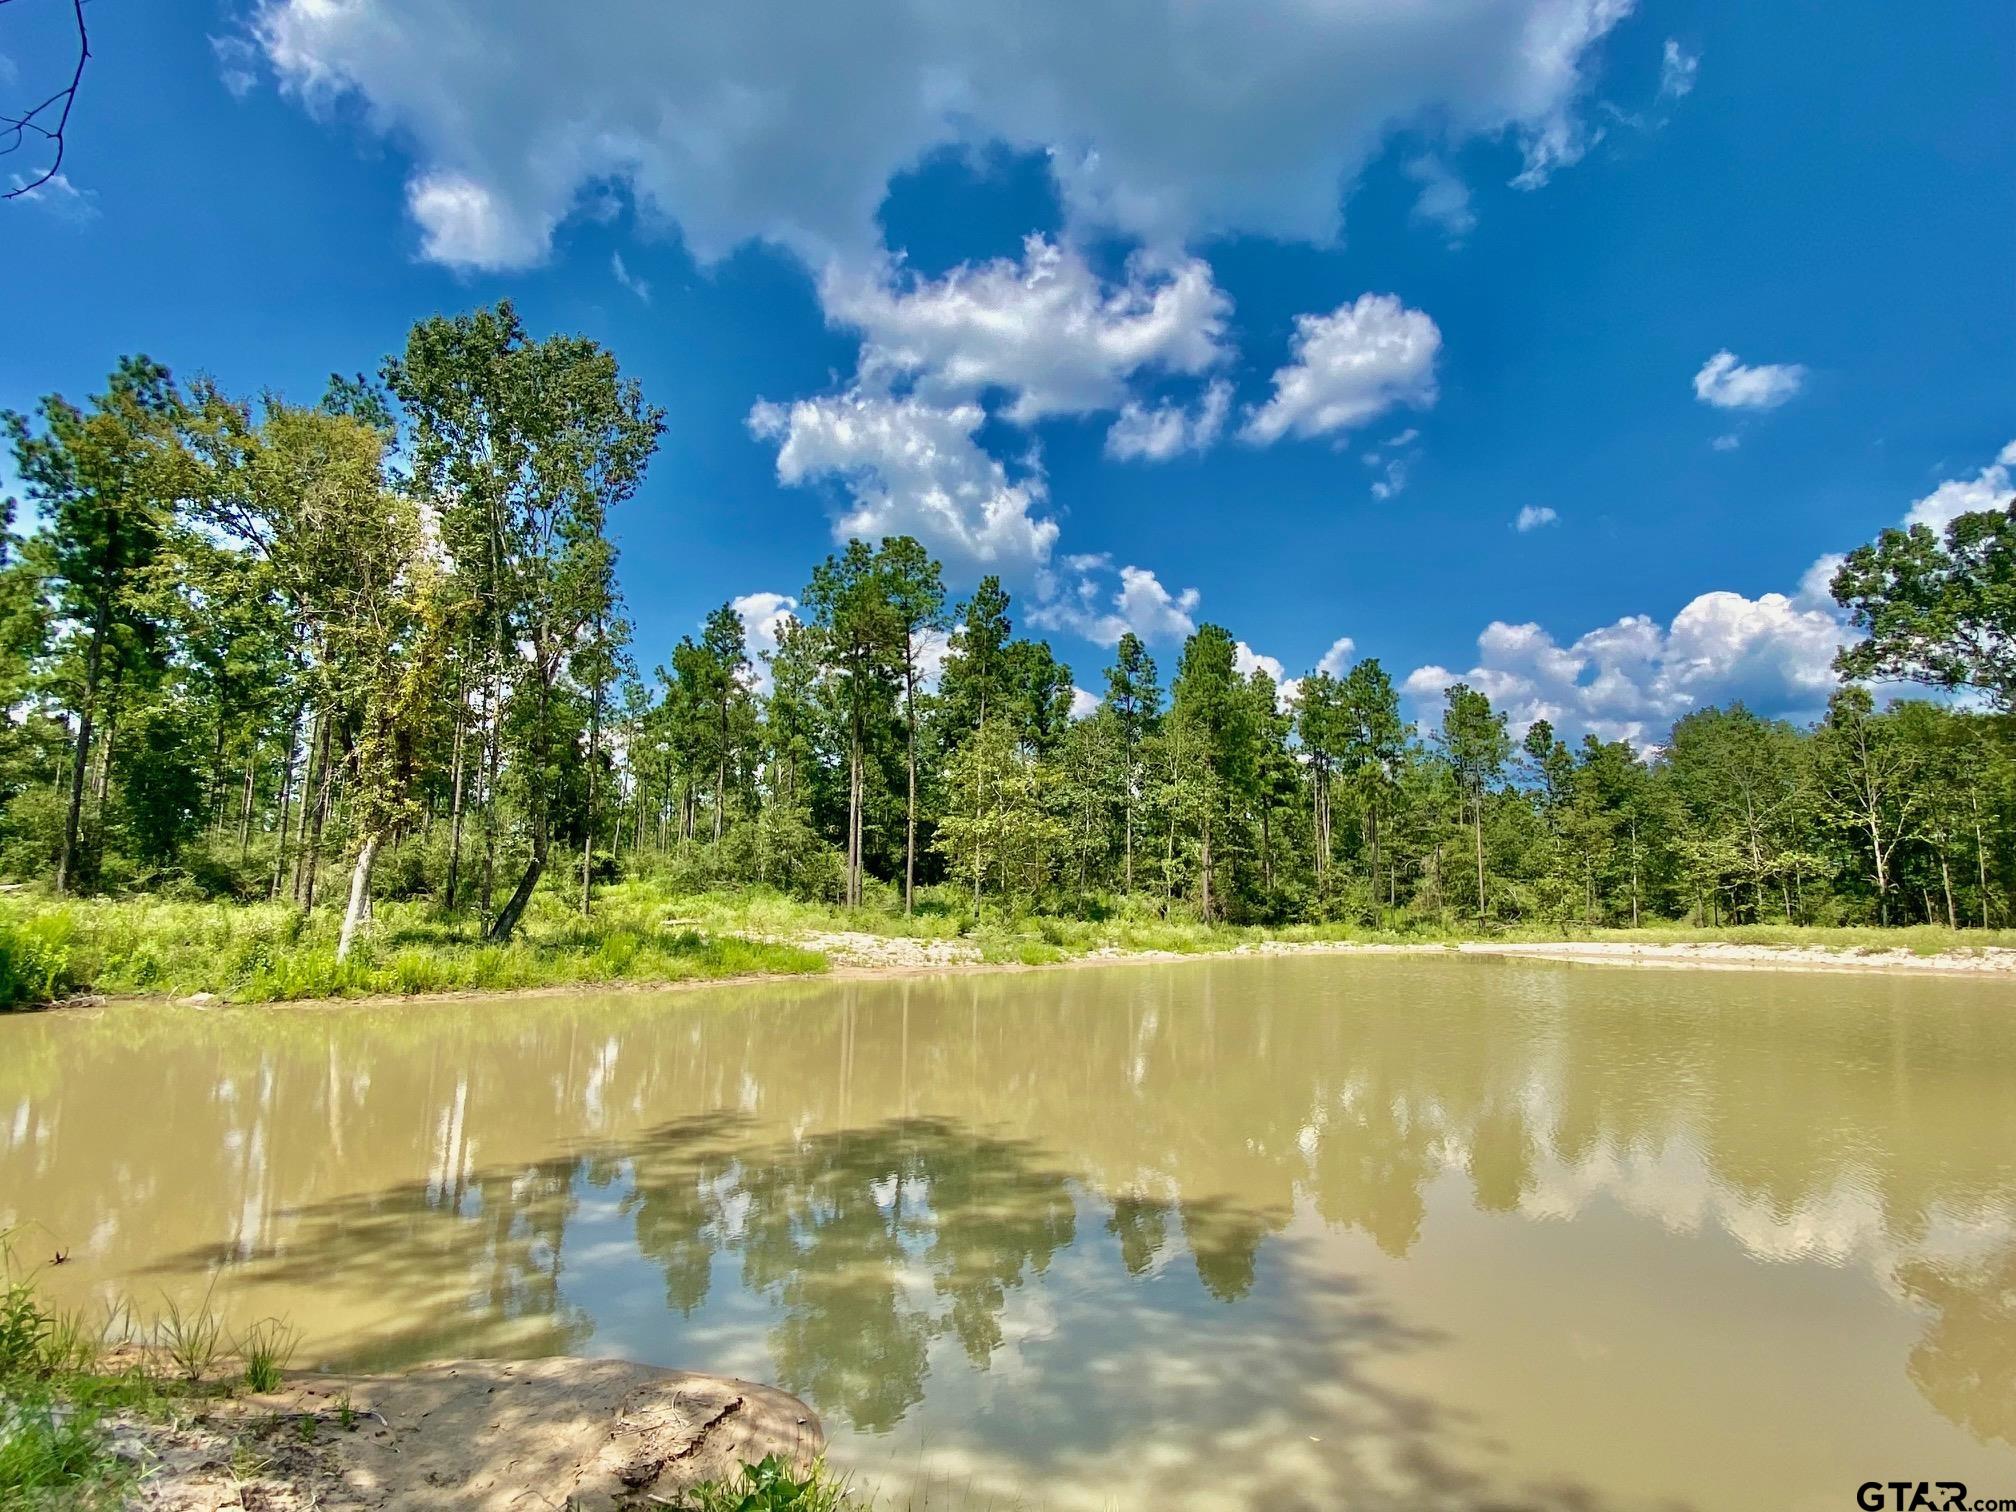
[115,1357,822,1511]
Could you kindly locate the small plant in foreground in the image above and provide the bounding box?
[680,1454,862,1512]
[155,1284,225,1383]
[236,1317,299,1393]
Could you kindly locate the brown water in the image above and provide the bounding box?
[4,956,2015,1510]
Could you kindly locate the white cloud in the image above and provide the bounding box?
[611,250,651,302]
[1069,686,1100,720]
[1405,594,1845,745]
[1515,504,1559,532]
[7,172,98,222]
[1659,39,1699,99]
[1404,155,1478,243]
[1693,350,1806,411]
[407,172,549,270]
[1711,433,1740,452]
[249,0,1634,270]
[1031,559,1200,646]
[1902,440,2016,533]
[748,390,1058,574]
[731,591,799,693]
[1105,380,1232,463]
[1315,636,1357,678]
[1242,295,1441,445]
[1235,641,1286,684]
[824,238,1230,424]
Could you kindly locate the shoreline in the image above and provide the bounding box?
[55,933,2016,1015]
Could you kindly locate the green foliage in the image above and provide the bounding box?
[0,911,81,1008]
[678,1454,863,1512]
[236,1318,299,1394]
[1833,501,2016,706]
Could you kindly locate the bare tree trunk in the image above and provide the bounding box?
[336,832,382,961]
[269,713,301,902]
[1199,812,1213,921]
[1473,797,1487,926]
[292,710,329,906]
[903,666,919,915]
[582,649,603,916]
[444,665,470,912]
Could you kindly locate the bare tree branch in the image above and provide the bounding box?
[2,0,90,200]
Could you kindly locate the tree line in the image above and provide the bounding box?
[4,301,2013,948]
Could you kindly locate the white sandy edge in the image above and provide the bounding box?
[111,932,2016,1014]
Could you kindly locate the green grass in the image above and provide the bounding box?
[0,882,829,1009]
[677,1454,865,1511]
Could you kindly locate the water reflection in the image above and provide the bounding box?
[3,957,2015,1505]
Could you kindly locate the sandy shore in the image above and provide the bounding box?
[114,1356,822,1511]
[71,929,2012,1015]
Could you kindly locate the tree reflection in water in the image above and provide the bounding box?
[4,954,2015,1473]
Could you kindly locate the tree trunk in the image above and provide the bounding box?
[54,604,111,895]
[269,713,301,902]
[336,832,382,961]
[490,836,545,942]
[293,710,329,906]
[1199,812,1213,921]
[1473,796,1487,925]
[1974,795,1991,929]
[583,644,603,916]
[444,666,469,912]
[904,666,919,915]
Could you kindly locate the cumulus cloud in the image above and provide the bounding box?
[1404,155,1478,243]
[730,591,799,693]
[1404,594,1846,745]
[1031,558,1201,646]
[1693,349,1806,411]
[825,238,1230,423]
[1658,39,1699,99]
[1315,636,1357,677]
[406,172,548,270]
[1515,504,1559,532]
[1711,433,1740,452]
[1235,641,1287,684]
[1105,380,1232,463]
[1242,295,1441,445]
[748,390,1058,574]
[1069,686,1101,720]
[1902,440,2016,533]
[249,0,1634,270]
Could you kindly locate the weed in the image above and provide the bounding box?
[680,1454,863,1512]
[155,1283,225,1383]
[236,1317,299,1393]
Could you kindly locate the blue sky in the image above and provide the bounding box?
[3,0,2012,743]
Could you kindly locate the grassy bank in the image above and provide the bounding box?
[4,879,2013,1011]
[0,882,827,1009]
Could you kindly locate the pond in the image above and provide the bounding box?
[4,955,2014,1510]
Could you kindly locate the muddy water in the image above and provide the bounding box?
[4,956,2015,1510]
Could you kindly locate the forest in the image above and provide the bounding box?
[1,301,2012,1003]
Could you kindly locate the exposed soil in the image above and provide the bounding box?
[113,1358,822,1511]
